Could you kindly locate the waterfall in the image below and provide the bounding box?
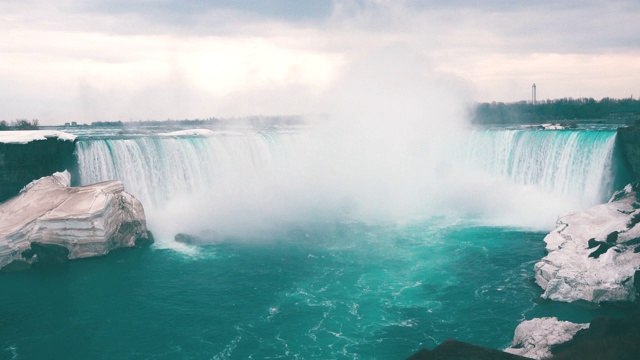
[76,133,296,210]
[463,129,617,205]
[76,132,310,244]
[74,128,621,239]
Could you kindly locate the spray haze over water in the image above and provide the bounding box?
[79,46,472,243]
[76,47,617,245]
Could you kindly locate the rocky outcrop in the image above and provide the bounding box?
[408,339,528,360]
[0,171,152,271]
[0,131,78,202]
[617,125,640,180]
[534,183,640,302]
[504,317,589,359]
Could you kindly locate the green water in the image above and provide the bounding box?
[3,219,615,359]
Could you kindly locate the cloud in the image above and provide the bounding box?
[0,0,639,123]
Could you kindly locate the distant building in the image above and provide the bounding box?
[532,83,537,105]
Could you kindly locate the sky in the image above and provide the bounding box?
[1,0,639,124]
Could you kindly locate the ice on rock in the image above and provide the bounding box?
[505,317,588,359]
[0,171,152,270]
[0,130,76,144]
[534,183,640,302]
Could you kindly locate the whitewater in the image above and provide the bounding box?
[0,124,628,359]
[75,127,619,243]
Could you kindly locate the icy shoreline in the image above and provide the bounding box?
[534,183,640,303]
[499,183,640,359]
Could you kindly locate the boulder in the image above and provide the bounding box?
[550,314,640,359]
[534,183,640,302]
[174,233,204,245]
[0,171,152,271]
[408,339,528,360]
[504,317,588,359]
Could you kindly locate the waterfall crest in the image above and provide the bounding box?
[74,128,620,240]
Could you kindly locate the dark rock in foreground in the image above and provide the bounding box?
[411,314,640,360]
[550,314,640,360]
[408,339,528,360]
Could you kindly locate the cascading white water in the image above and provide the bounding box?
[75,128,620,242]
[463,130,617,205]
[76,133,296,209]
[76,132,308,245]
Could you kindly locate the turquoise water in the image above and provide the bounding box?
[2,220,552,359]
[1,128,628,358]
[3,219,626,359]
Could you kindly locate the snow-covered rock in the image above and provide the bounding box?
[0,130,76,144]
[504,317,588,359]
[0,171,152,271]
[534,183,640,302]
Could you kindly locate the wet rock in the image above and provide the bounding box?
[30,243,70,264]
[175,233,205,245]
[550,314,640,360]
[408,339,527,360]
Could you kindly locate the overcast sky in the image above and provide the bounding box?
[1,0,639,124]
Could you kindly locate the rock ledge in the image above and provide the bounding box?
[0,171,152,271]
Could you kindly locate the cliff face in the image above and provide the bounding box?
[616,125,640,181]
[0,133,78,202]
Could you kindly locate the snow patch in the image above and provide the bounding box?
[158,129,215,137]
[0,130,76,144]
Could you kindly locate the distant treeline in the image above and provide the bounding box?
[89,117,222,127]
[0,119,40,131]
[87,115,304,128]
[472,97,640,124]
